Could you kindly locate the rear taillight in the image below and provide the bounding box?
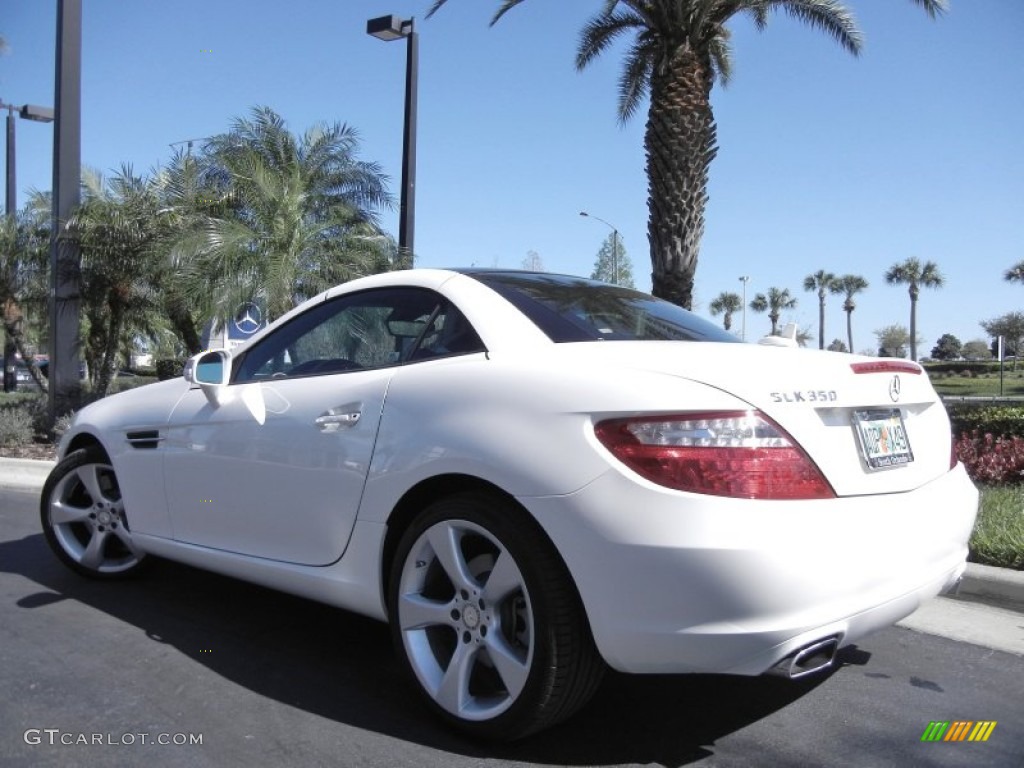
[594,411,835,500]
[851,361,922,375]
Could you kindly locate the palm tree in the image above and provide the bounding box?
[427,0,946,309]
[749,287,796,336]
[708,291,742,331]
[153,148,249,355]
[803,269,836,350]
[67,166,167,397]
[884,258,943,362]
[1004,261,1024,284]
[174,107,395,325]
[830,274,868,354]
[0,196,51,391]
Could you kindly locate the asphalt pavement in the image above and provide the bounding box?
[2,465,1022,766]
[1,482,1022,767]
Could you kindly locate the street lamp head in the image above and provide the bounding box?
[20,104,55,123]
[367,14,412,41]
[579,211,589,217]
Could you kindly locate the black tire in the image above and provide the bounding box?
[388,491,605,740]
[40,447,148,579]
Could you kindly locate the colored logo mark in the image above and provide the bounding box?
[921,721,997,742]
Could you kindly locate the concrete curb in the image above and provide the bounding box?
[1,458,1021,611]
[958,562,1024,609]
[0,457,54,492]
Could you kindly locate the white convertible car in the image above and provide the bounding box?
[41,269,978,739]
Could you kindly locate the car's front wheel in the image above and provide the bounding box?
[40,446,147,579]
[388,491,604,740]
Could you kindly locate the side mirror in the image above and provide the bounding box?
[184,349,232,405]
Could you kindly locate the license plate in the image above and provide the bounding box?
[852,409,914,469]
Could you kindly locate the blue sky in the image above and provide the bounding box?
[2,1,1022,354]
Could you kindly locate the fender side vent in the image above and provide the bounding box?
[126,430,162,450]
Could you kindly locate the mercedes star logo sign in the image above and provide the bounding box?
[889,375,901,403]
[234,302,262,335]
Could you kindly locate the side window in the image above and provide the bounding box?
[233,288,486,384]
[407,304,485,361]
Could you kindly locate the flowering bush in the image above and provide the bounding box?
[955,431,1024,484]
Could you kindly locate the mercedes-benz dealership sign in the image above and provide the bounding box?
[229,302,264,341]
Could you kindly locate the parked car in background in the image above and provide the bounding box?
[39,269,978,739]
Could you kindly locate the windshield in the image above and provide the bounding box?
[465,271,739,344]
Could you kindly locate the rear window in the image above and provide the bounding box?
[466,271,739,344]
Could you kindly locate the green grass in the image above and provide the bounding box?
[973,486,1024,570]
[930,372,1024,398]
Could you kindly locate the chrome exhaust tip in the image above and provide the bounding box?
[766,636,840,679]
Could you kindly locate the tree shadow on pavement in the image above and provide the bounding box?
[1,531,844,767]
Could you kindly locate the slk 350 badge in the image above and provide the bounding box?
[770,390,838,403]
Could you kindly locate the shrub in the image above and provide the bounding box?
[955,431,1024,484]
[0,408,34,446]
[156,359,186,381]
[946,404,1024,439]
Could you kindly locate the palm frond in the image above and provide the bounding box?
[618,39,655,123]
[769,0,863,56]
[576,10,643,72]
[908,0,947,19]
[425,0,451,19]
[491,0,529,25]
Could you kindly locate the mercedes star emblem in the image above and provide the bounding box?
[888,375,901,403]
[234,302,262,335]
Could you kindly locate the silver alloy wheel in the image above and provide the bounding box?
[396,518,535,722]
[46,460,142,575]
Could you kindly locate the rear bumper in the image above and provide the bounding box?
[525,463,978,675]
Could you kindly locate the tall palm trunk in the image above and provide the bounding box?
[646,49,716,310]
[909,285,919,361]
[2,306,47,392]
[817,289,827,350]
[167,302,202,356]
[96,301,126,398]
[845,304,854,354]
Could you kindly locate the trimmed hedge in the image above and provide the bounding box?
[925,361,1001,375]
[946,404,1024,439]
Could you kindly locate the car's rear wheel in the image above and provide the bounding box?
[388,491,604,740]
[40,447,147,579]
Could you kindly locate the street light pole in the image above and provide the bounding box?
[579,211,620,285]
[739,275,750,341]
[367,14,418,265]
[2,99,55,391]
[50,0,83,416]
[4,105,14,221]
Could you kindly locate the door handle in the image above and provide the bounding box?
[315,409,361,432]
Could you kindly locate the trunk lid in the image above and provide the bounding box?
[555,342,953,496]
